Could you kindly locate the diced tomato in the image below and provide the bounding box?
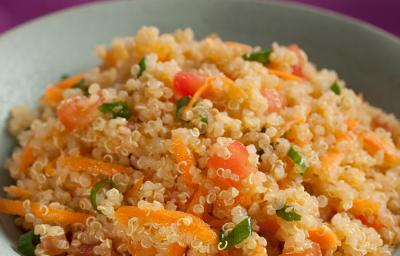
[173,71,207,98]
[288,44,304,77]
[57,96,103,131]
[262,88,287,113]
[207,140,256,188]
[280,242,322,256]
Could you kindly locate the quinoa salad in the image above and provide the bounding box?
[2,27,400,256]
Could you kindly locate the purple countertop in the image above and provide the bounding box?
[0,0,399,37]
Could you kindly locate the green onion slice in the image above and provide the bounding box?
[17,230,40,256]
[200,116,208,124]
[276,205,301,221]
[90,179,117,213]
[243,49,272,64]
[60,74,70,80]
[176,96,191,121]
[137,57,146,78]
[330,81,341,95]
[219,217,252,249]
[287,146,308,174]
[98,102,132,119]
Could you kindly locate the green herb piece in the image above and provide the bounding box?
[200,115,208,124]
[17,230,40,256]
[90,179,117,213]
[72,79,89,96]
[243,49,272,64]
[276,205,301,221]
[287,146,308,174]
[137,57,146,77]
[219,217,252,249]
[60,74,70,80]
[330,81,341,95]
[176,96,191,120]
[98,102,132,119]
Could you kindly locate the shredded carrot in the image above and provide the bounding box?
[126,240,157,256]
[58,156,133,177]
[224,41,252,52]
[333,131,352,142]
[185,77,215,110]
[125,176,144,199]
[360,132,400,166]
[19,145,36,173]
[349,199,384,230]
[272,110,310,142]
[346,118,359,131]
[115,206,217,245]
[320,149,343,168]
[186,187,208,218]
[4,186,32,198]
[42,74,84,105]
[268,69,303,81]
[0,198,90,225]
[308,226,338,251]
[171,134,195,186]
[166,243,186,256]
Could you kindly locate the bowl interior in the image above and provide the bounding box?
[0,0,399,254]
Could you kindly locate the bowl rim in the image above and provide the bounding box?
[0,0,399,46]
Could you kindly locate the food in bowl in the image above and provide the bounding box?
[1,27,399,256]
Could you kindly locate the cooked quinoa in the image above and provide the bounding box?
[2,26,400,256]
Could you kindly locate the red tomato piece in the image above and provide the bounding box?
[57,96,103,131]
[262,88,287,113]
[173,71,207,98]
[207,141,256,188]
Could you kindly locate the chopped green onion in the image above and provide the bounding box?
[200,115,208,124]
[330,81,341,95]
[137,57,146,77]
[17,230,40,256]
[176,96,191,121]
[219,217,252,249]
[72,79,89,96]
[243,49,272,64]
[60,74,69,80]
[276,205,301,221]
[287,146,308,174]
[98,102,132,119]
[90,179,117,213]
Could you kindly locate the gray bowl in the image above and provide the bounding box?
[0,0,399,254]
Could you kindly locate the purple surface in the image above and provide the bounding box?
[0,0,399,37]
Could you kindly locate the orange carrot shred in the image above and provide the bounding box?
[0,198,90,225]
[115,206,217,245]
[58,156,133,177]
[166,243,186,256]
[171,134,195,186]
[186,187,208,218]
[268,69,303,81]
[19,144,36,173]
[4,186,32,198]
[42,74,84,105]
[308,226,338,251]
